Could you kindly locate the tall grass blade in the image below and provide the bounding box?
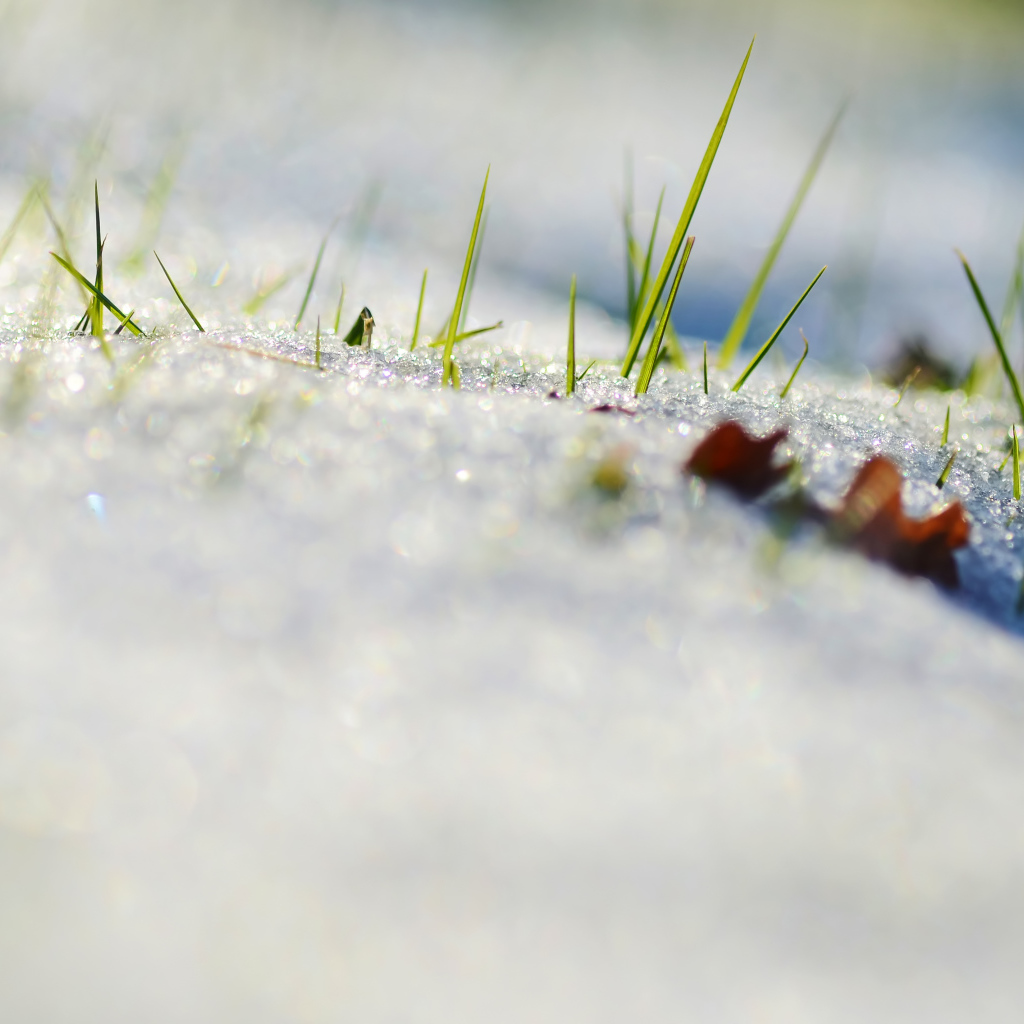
[295,218,338,330]
[731,265,827,392]
[566,274,577,395]
[703,341,708,394]
[333,283,347,334]
[0,181,41,269]
[410,269,428,350]
[92,182,104,339]
[122,135,187,274]
[718,101,846,368]
[49,252,143,336]
[621,37,754,377]
[635,236,695,395]
[1001,219,1024,342]
[1015,425,1021,501]
[458,209,488,334]
[634,186,665,331]
[894,365,920,407]
[941,404,950,446]
[444,167,489,387]
[780,330,810,398]
[154,251,205,332]
[956,249,1024,422]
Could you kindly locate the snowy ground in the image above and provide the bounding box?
[2,300,1024,1021]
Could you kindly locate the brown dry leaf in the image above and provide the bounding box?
[833,457,970,588]
[685,420,792,499]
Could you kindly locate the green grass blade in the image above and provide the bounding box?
[444,167,489,387]
[92,183,104,338]
[941,404,950,446]
[634,186,666,330]
[411,269,428,350]
[566,274,577,395]
[0,181,41,270]
[635,235,695,395]
[458,209,488,334]
[703,341,708,394]
[731,264,827,392]
[113,307,136,336]
[428,321,504,347]
[936,449,957,490]
[779,330,810,398]
[576,358,596,384]
[620,37,754,377]
[332,283,346,334]
[1015,425,1021,501]
[38,190,87,304]
[956,248,1024,422]
[243,270,294,316]
[295,218,338,330]
[121,134,187,275]
[49,252,143,336]
[154,251,205,332]
[894,365,920,407]
[1002,220,1024,342]
[718,100,846,368]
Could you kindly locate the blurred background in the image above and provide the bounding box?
[1,0,1023,370]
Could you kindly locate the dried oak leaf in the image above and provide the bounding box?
[685,420,793,499]
[832,457,969,588]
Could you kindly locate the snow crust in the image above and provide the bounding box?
[2,311,1024,1022]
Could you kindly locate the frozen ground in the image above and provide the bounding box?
[2,290,1024,1021]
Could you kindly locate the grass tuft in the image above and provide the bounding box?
[566,274,577,395]
[779,329,809,398]
[154,251,205,332]
[50,251,143,336]
[410,269,428,350]
[635,236,695,395]
[718,101,846,369]
[443,168,489,387]
[731,265,827,392]
[956,248,1024,423]
[620,38,754,378]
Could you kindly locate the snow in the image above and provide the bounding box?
[2,307,1024,1021]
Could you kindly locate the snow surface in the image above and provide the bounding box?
[2,302,1024,1022]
